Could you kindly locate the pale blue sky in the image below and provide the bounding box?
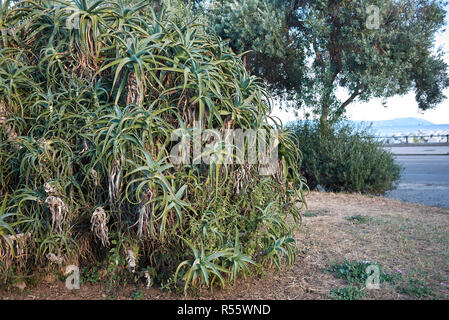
[272,4,449,125]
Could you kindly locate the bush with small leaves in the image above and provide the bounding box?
[288,121,402,194]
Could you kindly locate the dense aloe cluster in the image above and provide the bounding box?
[0,0,306,290]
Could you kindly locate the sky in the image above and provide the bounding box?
[271,4,449,125]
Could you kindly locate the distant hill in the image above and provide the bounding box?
[353,117,435,127]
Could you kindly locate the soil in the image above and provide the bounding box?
[1,191,448,300]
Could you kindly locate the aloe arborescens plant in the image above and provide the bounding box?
[0,0,306,291]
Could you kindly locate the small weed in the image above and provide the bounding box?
[81,267,101,285]
[329,286,368,300]
[329,260,400,285]
[345,215,373,224]
[328,260,402,300]
[303,209,327,217]
[105,287,118,300]
[159,276,182,294]
[381,271,402,285]
[396,279,434,298]
[130,289,144,300]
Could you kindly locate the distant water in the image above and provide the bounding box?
[291,119,449,138]
[369,124,449,137]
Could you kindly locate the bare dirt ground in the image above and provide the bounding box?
[1,191,448,300]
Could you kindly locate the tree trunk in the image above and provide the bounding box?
[320,105,329,126]
[319,104,331,136]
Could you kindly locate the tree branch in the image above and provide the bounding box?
[333,83,363,120]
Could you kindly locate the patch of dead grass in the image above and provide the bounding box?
[1,192,448,300]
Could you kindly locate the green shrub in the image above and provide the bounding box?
[288,121,402,194]
[0,0,306,291]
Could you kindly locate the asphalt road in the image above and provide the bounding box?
[385,154,449,209]
[385,146,449,155]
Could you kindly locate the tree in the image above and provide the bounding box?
[205,0,307,98]
[204,0,449,127]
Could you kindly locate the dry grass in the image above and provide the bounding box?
[1,192,448,300]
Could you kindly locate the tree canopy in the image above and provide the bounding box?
[203,0,449,125]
